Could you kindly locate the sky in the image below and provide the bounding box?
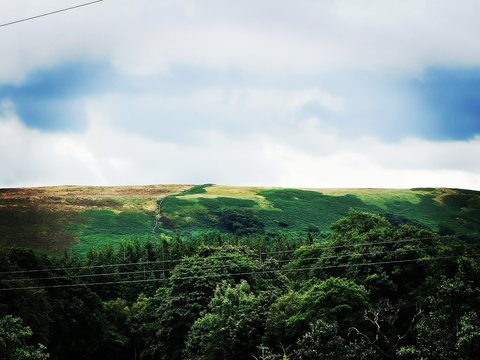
[0,0,480,189]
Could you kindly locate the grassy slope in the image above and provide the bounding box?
[0,185,191,254]
[161,185,480,236]
[1,184,479,254]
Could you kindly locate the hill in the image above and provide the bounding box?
[1,184,479,254]
[0,185,189,254]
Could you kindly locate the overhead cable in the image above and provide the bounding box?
[0,254,476,292]
[0,0,103,28]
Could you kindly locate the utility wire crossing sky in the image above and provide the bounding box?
[0,0,103,28]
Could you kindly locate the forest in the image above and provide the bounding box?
[1,210,479,359]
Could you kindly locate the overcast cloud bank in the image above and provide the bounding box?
[0,0,479,189]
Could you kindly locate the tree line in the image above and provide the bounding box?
[0,210,479,359]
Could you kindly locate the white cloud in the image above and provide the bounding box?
[81,86,346,144]
[1,108,479,189]
[262,137,480,189]
[1,0,480,82]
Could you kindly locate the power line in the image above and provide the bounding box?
[0,234,475,276]
[0,244,449,283]
[0,254,475,292]
[0,252,260,275]
[0,235,443,275]
[0,0,104,28]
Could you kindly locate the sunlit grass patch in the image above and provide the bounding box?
[308,188,428,209]
[181,185,273,208]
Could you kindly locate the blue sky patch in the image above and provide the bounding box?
[2,61,480,143]
[410,67,480,140]
[0,62,111,132]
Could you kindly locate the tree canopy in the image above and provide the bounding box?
[0,210,478,359]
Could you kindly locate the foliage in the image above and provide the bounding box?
[294,320,380,360]
[264,277,369,353]
[138,245,280,360]
[184,281,269,360]
[0,315,49,360]
[219,208,265,235]
[0,210,479,359]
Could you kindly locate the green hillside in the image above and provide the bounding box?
[0,184,479,255]
[160,185,480,236]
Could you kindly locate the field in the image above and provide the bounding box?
[1,184,479,254]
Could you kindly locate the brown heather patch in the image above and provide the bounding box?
[0,185,193,254]
[434,188,458,205]
[434,188,480,208]
[0,185,193,213]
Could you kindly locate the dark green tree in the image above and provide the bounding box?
[139,246,268,360]
[295,320,380,360]
[219,208,265,235]
[184,280,269,360]
[0,315,49,360]
[265,278,369,353]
